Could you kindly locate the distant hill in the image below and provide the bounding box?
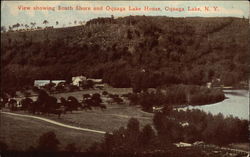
[1,16,249,90]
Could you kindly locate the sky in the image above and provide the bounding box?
[1,1,249,29]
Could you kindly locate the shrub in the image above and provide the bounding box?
[36,131,60,152]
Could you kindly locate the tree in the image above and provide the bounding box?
[30,22,36,29]
[36,90,49,107]
[126,29,132,39]
[127,118,140,133]
[67,96,81,111]
[109,70,131,88]
[20,97,33,110]
[24,24,29,30]
[139,124,155,147]
[126,118,141,150]
[16,23,20,30]
[12,23,20,30]
[83,80,94,89]
[91,93,102,106]
[43,20,49,27]
[37,131,60,152]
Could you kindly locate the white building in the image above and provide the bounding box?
[72,76,87,86]
[52,80,66,86]
[174,142,192,148]
[34,80,50,87]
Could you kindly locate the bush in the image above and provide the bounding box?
[36,131,60,152]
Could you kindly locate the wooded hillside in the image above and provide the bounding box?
[1,16,249,91]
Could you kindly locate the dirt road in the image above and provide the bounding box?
[1,111,106,134]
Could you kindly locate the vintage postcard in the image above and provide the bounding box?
[0,1,249,156]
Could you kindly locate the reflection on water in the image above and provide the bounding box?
[183,90,249,120]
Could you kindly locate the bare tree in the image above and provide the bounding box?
[30,22,36,29]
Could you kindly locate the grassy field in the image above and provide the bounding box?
[32,104,153,133]
[52,86,132,100]
[1,87,154,151]
[45,87,153,132]
[0,113,103,151]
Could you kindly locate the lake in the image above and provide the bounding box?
[181,90,249,120]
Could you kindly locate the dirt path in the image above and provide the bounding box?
[1,111,106,134]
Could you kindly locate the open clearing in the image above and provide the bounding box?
[0,113,104,151]
[0,88,154,151]
[1,111,106,134]
[21,88,153,132]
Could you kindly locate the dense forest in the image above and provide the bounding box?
[1,16,249,92]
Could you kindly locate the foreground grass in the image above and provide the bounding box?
[38,104,153,133]
[0,113,104,151]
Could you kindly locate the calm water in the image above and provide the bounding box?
[182,90,249,120]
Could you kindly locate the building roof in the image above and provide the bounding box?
[34,80,50,86]
[72,76,87,81]
[87,78,102,83]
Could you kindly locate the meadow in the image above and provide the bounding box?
[0,87,154,151]
[0,113,103,151]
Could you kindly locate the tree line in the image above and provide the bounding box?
[90,109,248,156]
[127,84,225,112]
[1,89,108,116]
